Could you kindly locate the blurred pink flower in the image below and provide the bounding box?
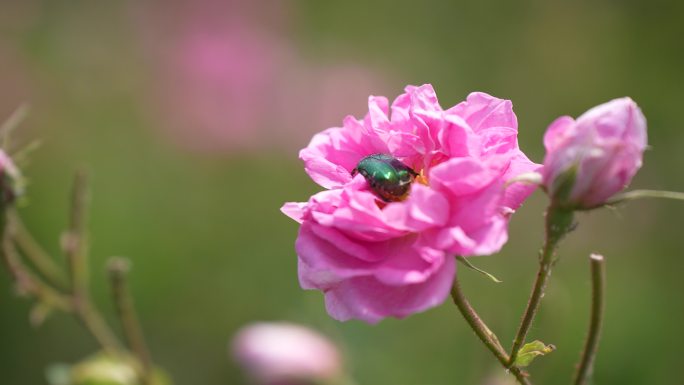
[136,0,387,151]
[231,322,342,385]
[282,85,539,323]
[542,97,647,208]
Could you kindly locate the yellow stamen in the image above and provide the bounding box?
[415,169,429,186]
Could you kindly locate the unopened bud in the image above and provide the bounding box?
[542,98,647,209]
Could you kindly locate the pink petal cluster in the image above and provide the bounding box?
[542,97,647,209]
[281,85,539,323]
[231,322,342,385]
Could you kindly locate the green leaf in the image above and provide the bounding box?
[514,340,556,367]
[456,256,502,283]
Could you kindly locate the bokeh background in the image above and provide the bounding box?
[1,1,684,384]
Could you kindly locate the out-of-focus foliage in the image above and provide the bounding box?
[46,353,170,385]
[1,1,683,384]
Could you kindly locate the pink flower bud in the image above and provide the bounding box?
[542,97,647,209]
[231,322,343,385]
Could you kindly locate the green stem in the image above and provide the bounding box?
[508,207,574,367]
[604,189,684,206]
[577,189,684,212]
[0,198,71,313]
[2,171,124,355]
[74,301,124,356]
[573,254,606,385]
[0,103,29,148]
[1,237,73,312]
[64,170,90,299]
[108,257,153,381]
[9,210,69,288]
[451,269,532,385]
[62,171,124,355]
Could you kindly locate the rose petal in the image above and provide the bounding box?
[323,256,456,323]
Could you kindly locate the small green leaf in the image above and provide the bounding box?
[514,340,556,367]
[456,256,502,283]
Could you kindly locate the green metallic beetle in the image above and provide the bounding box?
[351,154,418,202]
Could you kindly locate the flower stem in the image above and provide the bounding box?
[604,189,684,206]
[451,268,532,385]
[573,254,606,385]
[508,207,574,367]
[62,170,124,355]
[64,170,90,299]
[108,257,153,381]
[0,103,29,148]
[1,236,73,312]
[9,209,69,289]
[0,196,71,313]
[74,300,124,355]
[2,170,125,357]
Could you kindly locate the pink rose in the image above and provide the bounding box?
[542,97,647,209]
[282,85,539,323]
[231,322,342,385]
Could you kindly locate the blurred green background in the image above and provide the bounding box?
[1,1,684,384]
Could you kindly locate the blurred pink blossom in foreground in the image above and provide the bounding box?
[231,322,343,385]
[542,97,647,208]
[282,85,539,323]
[136,0,387,152]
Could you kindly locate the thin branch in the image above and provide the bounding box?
[108,257,153,379]
[0,199,72,313]
[75,300,125,356]
[1,237,72,312]
[61,170,124,354]
[1,104,30,149]
[1,169,124,356]
[9,209,68,288]
[578,189,684,211]
[64,169,90,299]
[573,254,606,385]
[508,207,574,366]
[605,189,684,206]
[451,270,532,385]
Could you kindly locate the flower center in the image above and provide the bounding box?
[415,169,429,186]
[351,154,418,202]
